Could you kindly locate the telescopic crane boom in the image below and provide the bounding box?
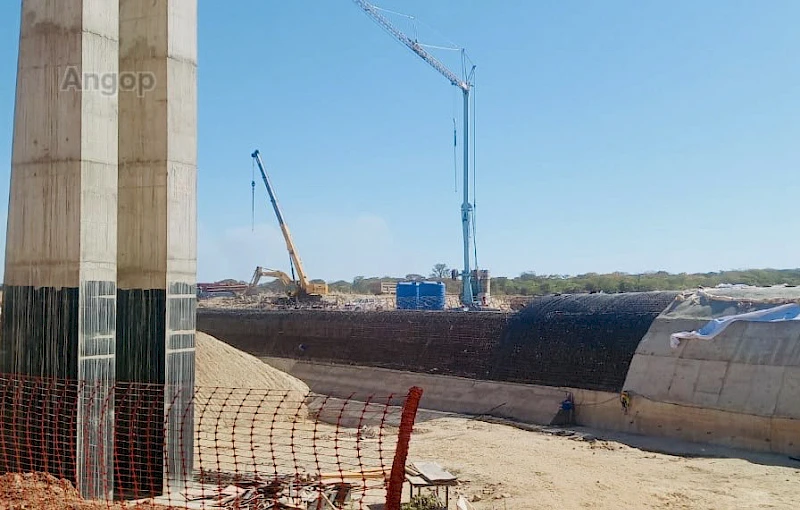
[251,150,328,299]
[352,0,477,307]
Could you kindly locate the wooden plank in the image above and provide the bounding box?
[412,461,457,483]
[405,475,430,487]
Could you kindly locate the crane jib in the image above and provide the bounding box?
[250,149,328,299]
[352,0,478,307]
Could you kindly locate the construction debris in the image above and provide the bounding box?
[178,470,394,509]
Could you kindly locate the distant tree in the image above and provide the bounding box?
[215,267,800,298]
[328,280,352,293]
[352,276,367,293]
[430,263,449,279]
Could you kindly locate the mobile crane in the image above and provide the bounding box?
[251,150,329,301]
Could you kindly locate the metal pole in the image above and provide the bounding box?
[461,88,474,307]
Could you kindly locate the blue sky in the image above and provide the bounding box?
[0,1,798,283]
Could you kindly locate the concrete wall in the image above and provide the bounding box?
[265,357,800,456]
[1,0,198,499]
[626,319,800,418]
[264,357,571,426]
[117,0,197,495]
[1,0,119,499]
[621,315,800,455]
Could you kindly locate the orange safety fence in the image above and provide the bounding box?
[0,373,423,509]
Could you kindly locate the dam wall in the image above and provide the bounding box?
[197,288,800,456]
[621,287,800,455]
[260,356,799,456]
[197,291,677,393]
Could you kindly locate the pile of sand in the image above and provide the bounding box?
[194,332,311,447]
[195,331,308,394]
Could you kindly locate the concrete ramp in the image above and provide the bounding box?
[265,358,569,426]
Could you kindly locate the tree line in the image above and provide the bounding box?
[249,265,800,296]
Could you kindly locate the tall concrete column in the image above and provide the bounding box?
[117,0,197,497]
[1,0,118,500]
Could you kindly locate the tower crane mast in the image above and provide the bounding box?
[352,0,478,307]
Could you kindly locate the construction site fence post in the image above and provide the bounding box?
[385,386,423,510]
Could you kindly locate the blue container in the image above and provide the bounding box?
[396,281,419,310]
[418,281,446,310]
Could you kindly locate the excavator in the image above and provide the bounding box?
[245,266,297,302]
[249,150,329,303]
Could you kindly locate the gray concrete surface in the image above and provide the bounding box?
[264,357,800,457]
[625,319,800,419]
[621,290,800,456]
[118,0,198,491]
[2,0,119,499]
[264,357,568,425]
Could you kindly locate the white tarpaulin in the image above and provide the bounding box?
[670,303,800,348]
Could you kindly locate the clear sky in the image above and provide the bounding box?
[0,1,798,283]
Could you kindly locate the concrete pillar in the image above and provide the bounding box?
[0,0,118,500]
[116,0,197,497]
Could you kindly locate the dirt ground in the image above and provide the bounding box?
[405,415,800,510]
[0,473,168,510]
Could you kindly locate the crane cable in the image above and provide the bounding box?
[251,157,256,231]
[472,68,478,270]
[372,3,461,51]
[453,86,458,193]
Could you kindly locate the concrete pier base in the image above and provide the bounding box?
[0,0,119,500]
[116,0,197,498]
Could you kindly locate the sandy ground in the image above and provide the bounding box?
[405,415,800,510]
[186,333,800,509]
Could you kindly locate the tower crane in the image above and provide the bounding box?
[251,149,328,301]
[352,0,481,308]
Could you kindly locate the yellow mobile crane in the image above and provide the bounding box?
[250,150,328,301]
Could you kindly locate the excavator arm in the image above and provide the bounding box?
[249,266,294,288]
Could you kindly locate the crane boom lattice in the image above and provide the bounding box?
[352,0,468,91]
[352,0,480,307]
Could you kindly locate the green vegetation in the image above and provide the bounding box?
[401,493,444,510]
[246,267,800,297]
[488,268,800,296]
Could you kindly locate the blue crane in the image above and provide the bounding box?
[352,0,480,308]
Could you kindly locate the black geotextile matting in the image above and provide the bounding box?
[488,292,679,391]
